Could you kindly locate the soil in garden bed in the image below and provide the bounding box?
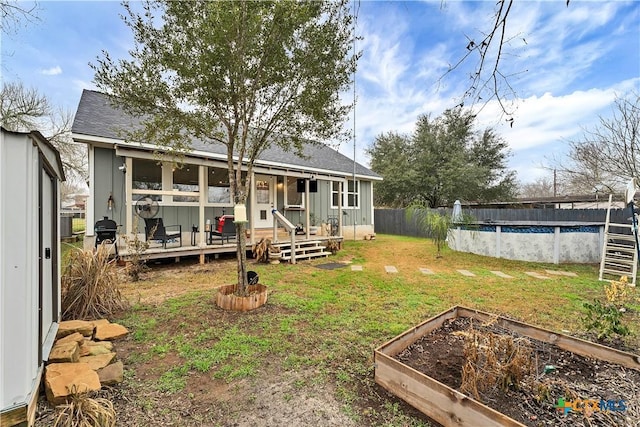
[395,317,639,426]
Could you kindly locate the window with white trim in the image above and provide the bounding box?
[331,180,359,209]
[285,176,304,208]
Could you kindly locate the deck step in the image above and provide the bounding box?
[275,239,332,262]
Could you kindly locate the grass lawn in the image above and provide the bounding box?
[106,234,638,426]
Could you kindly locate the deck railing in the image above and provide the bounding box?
[271,209,298,264]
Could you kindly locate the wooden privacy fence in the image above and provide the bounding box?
[374,207,632,237]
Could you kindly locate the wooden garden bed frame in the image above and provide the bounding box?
[374,306,640,427]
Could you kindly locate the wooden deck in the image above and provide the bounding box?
[116,228,342,262]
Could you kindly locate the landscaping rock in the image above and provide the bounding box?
[55,332,85,346]
[48,341,80,363]
[79,352,116,371]
[84,340,114,351]
[56,320,94,338]
[86,344,112,356]
[45,363,101,405]
[91,319,110,328]
[97,361,124,386]
[94,323,129,341]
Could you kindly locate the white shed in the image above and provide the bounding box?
[1,127,65,426]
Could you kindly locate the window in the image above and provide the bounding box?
[132,159,162,201]
[285,176,304,208]
[173,165,199,202]
[208,167,231,204]
[331,180,359,209]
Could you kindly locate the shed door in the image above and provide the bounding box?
[40,167,57,360]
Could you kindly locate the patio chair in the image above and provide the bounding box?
[144,218,182,248]
[210,216,236,244]
[94,216,119,257]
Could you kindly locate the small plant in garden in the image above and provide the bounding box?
[583,299,630,340]
[61,245,127,320]
[604,276,631,309]
[53,388,116,427]
[582,275,634,341]
[406,202,475,258]
[458,327,534,401]
[120,216,152,281]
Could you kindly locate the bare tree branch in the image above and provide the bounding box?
[552,91,640,193]
[1,81,86,183]
[1,0,40,34]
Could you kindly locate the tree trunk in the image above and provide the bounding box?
[236,220,249,296]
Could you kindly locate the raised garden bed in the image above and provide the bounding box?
[374,306,640,426]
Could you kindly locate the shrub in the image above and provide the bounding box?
[583,299,630,340]
[61,245,127,320]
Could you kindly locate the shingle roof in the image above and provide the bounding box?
[72,90,380,180]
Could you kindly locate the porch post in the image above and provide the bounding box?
[87,144,95,237]
[198,166,206,261]
[125,157,133,236]
[250,171,256,245]
[338,181,343,236]
[305,178,310,240]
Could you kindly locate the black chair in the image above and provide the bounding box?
[210,217,236,244]
[94,217,118,257]
[144,218,182,248]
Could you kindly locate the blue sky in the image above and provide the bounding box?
[2,1,639,184]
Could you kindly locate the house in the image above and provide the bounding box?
[1,128,65,426]
[71,90,381,262]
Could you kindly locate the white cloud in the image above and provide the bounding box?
[40,66,62,75]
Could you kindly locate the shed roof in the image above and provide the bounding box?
[72,90,380,180]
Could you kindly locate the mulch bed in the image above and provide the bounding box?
[394,317,639,426]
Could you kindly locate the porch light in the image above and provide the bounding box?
[234,203,247,223]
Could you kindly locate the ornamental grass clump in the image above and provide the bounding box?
[53,388,116,427]
[61,245,127,320]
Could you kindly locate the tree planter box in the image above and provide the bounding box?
[374,306,640,427]
[216,284,268,312]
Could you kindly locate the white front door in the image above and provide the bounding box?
[253,175,274,228]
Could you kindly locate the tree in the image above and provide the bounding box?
[367,132,415,207]
[555,91,640,193]
[92,0,357,295]
[1,81,86,183]
[368,108,517,208]
[518,176,557,198]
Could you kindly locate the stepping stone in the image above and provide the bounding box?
[351,265,363,271]
[385,266,398,274]
[545,270,578,277]
[457,269,476,277]
[525,271,550,280]
[419,268,435,275]
[490,271,513,279]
